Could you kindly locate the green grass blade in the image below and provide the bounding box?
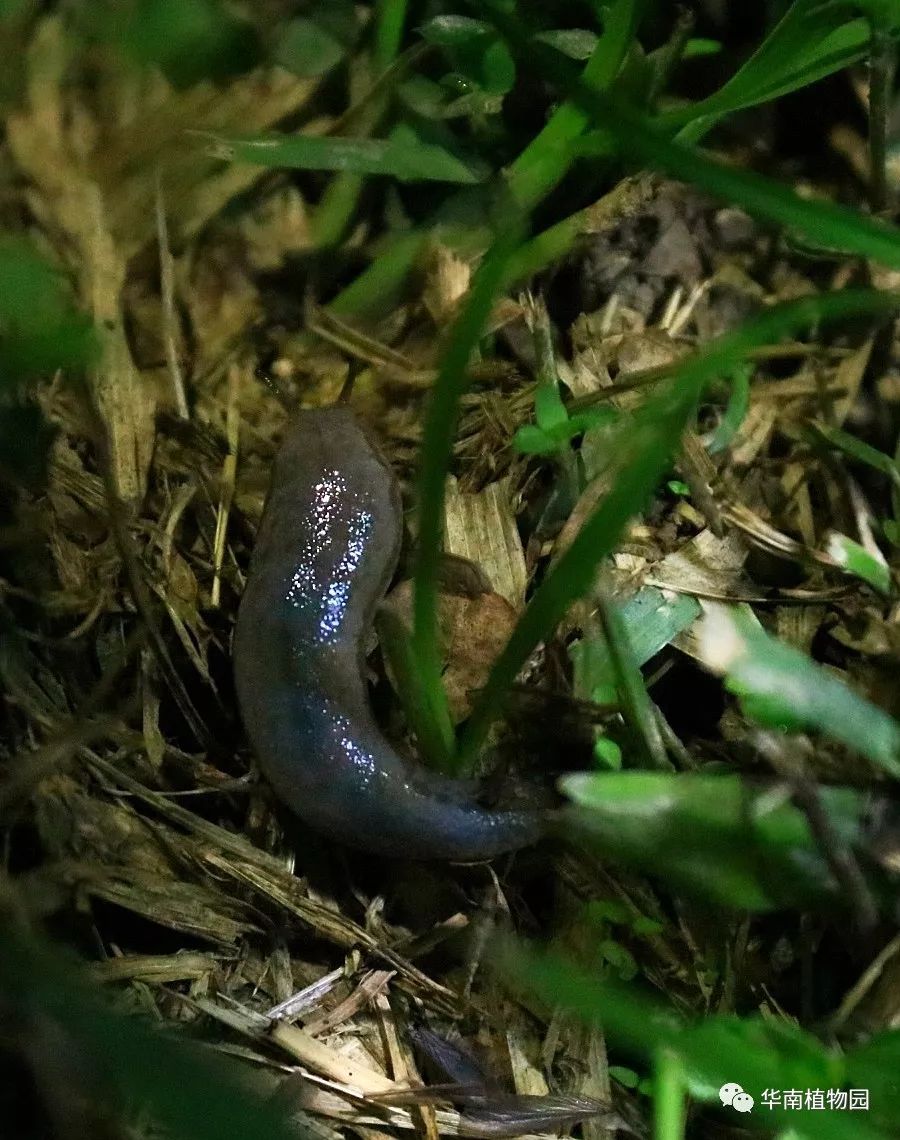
[595,595,671,771]
[807,419,900,487]
[374,0,409,70]
[203,131,485,183]
[327,0,640,317]
[653,1049,685,1140]
[412,211,525,775]
[375,604,454,769]
[458,374,694,767]
[505,0,642,209]
[660,2,887,135]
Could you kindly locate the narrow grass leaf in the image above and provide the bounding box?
[807,420,900,489]
[505,0,641,210]
[594,597,671,771]
[459,378,694,767]
[204,132,485,183]
[706,364,751,454]
[375,605,454,770]
[661,2,894,135]
[412,213,525,776]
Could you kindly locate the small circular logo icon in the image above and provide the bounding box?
[719,1083,743,1107]
[719,1083,754,1114]
[733,1092,754,1113]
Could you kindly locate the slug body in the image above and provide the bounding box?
[234,407,542,859]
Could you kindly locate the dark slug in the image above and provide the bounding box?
[233,407,544,859]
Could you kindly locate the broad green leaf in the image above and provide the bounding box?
[824,532,891,594]
[535,29,600,61]
[534,383,570,433]
[0,238,95,383]
[561,771,864,909]
[275,16,349,76]
[420,13,514,96]
[571,586,701,693]
[698,606,900,775]
[116,0,260,86]
[480,37,516,94]
[844,1031,900,1133]
[513,408,617,455]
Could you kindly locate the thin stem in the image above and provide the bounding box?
[653,1049,685,1140]
[374,0,408,73]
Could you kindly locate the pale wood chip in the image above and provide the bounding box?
[444,475,527,607]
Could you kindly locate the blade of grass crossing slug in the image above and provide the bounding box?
[375,605,454,770]
[412,213,526,777]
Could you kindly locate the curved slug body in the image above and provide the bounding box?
[233,407,542,859]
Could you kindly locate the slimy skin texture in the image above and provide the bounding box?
[233,407,543,859]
